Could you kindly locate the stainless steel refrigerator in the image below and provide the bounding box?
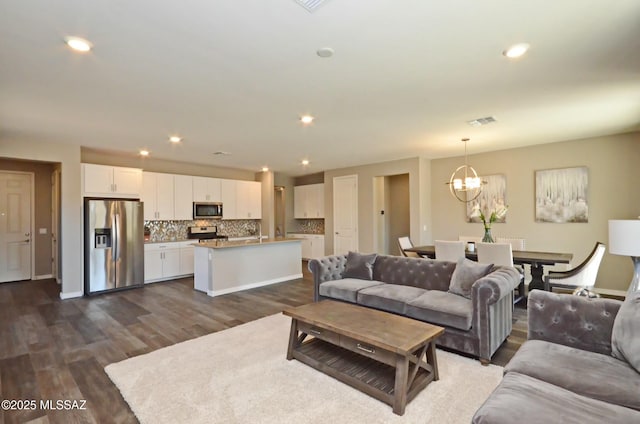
[85,199,144,295]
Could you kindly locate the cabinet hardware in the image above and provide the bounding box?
[309,329,322,335]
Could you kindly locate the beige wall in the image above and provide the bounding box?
[0,139,82,298]
[294,172,324,186]
[258,171,275,238]
[430,132,640,292]
[0,159,56,277]
[324,157,431,255]
[274,173,296,235]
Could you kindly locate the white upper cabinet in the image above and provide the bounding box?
[82,164,142,198]
[220,179,237,219]
[294,183,324,218]
[142,172,175,220]
[173,175,194,220]
[221,179,261,220]
[193,177,221,202]
[237,180,262,219]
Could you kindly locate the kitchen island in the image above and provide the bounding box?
[193,238,302,297]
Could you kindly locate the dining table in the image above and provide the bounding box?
[405,245,573,295]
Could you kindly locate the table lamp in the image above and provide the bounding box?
[608,219,640,295]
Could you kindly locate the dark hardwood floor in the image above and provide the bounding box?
[0,263,527,424]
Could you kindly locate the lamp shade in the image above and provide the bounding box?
[608,220,640,256]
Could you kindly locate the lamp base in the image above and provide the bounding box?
[627,256,640,296]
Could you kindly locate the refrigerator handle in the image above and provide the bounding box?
[112,213,118,261]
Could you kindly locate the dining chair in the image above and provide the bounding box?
[398,236,421,258]
[434,240,466,262]
[476,242,514,267]
[496,237,525,251]
[544,242,606,292]
[477,242,526,304]
[458,235,483,244]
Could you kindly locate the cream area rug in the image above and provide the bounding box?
[105,314,502,424]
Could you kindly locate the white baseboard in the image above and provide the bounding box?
[208,274,303,297]
[59,291,83,300]
[33,274,53,280]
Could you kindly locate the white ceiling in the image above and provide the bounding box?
[1,0,639,176]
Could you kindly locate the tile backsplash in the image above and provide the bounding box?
[292,219,325,234]
[145,219,262,242]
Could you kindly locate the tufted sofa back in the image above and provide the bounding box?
[372,255,455,291]
[309,254,456,291]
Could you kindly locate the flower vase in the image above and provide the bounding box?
[482,227,495,243]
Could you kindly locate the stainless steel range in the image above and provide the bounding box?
[187,226,229,243]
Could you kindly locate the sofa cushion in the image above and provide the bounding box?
[611,291,640,373]
[405,290,473,331]
[505,339,640,411]
[448,258,493,299]
[342,251,377,280]
[357,284,427,315]
[472,372,640,424]
[318,278,384,303]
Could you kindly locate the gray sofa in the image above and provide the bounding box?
[473,290,640,423]
[308,253,521,364]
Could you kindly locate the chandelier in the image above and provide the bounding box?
[447,138,486,202]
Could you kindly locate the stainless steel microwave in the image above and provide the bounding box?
[193,202,223,219]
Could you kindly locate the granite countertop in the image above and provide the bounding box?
[194,237,301,249]
[144,239,190,244]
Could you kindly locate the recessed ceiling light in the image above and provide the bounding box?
[262,167,269,172]
[301,159,310,166]
[139,149,150,156]
[64,36,92,53]
[503,43,530,59]
[169,136,182,143]
[300,115,314,124]
[317,47,334,58]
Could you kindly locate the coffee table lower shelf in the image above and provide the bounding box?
[292,338,434,412]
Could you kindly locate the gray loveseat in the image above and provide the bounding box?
[473,290,640,423]
[308,253,521,364]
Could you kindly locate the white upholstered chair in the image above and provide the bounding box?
[477,242,514,267]
[398,236,421,258]
[544,242,606,292]
[477,242,526,304]
[459,235,483,244]
[496,237,525,251]
[434,240,466,262]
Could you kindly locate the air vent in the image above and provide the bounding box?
[467,116,497,127]
[213,151,231,156]
[293,0,329,13]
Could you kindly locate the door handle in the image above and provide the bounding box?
[23,239,30,243]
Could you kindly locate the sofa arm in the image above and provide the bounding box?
[472,266,521,305]
[527,290,622,356]
[308,255,348,302]
[471,266,521,363]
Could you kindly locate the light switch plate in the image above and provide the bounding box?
[39,228,47,234]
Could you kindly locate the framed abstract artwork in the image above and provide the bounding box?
[467,174,507,223]
[535,166,588,223]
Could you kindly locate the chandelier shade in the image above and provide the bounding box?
[446,138,486,202]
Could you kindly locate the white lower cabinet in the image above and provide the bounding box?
[180,245,195,275]
[144,242,195,283]
[287,234,325,260]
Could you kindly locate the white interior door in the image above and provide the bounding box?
[0,172,32,283]
[333,175,358,255]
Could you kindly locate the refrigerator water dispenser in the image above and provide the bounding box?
[94,228,111,248]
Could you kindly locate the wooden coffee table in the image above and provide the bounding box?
[283,300,444,415]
